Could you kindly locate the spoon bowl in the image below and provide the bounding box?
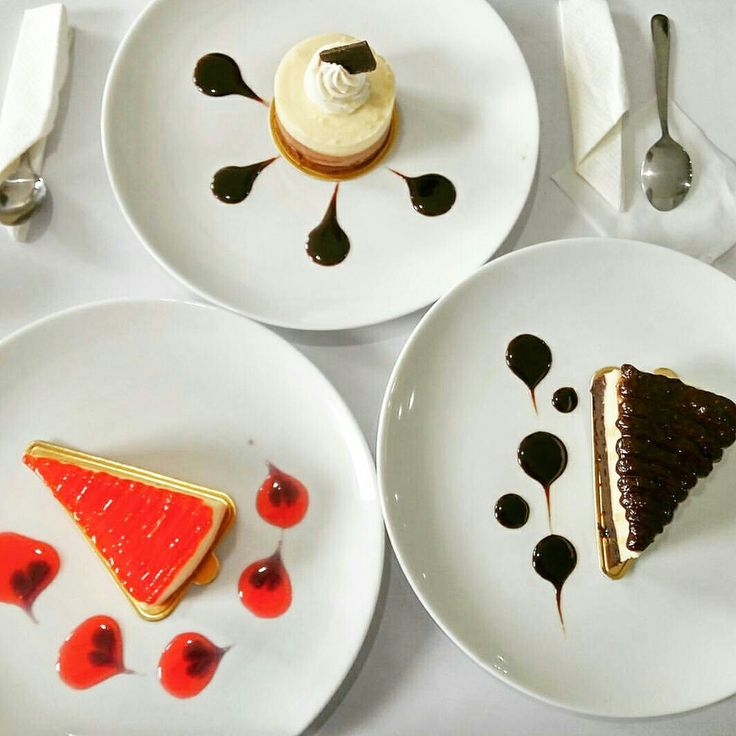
[640,14,693,212]
[641,135,693,211]
[0,152,48,226]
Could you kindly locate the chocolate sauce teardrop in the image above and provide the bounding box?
[532,534,577,628]
[506,334,551,410]
[306,184,350,266]
[494,493,529,529]
[517,431,567,522]
[552,387,578,413]
[391,170,456,217]
[194,53,264,104]
[211,158,277,204]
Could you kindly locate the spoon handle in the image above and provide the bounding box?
[651,14,671,138]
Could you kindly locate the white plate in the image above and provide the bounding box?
[101,0,538,330]
[0,300,383,735]
[378,238,736,717]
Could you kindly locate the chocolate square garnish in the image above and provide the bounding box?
[319,40,377,74]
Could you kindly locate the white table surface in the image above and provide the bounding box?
[2,1,736,734]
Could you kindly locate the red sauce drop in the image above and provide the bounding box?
[238,545,292,618]
[0,531,60,620]
[256,463,309,528]
[158,632,228,698]
[57,615,128,689]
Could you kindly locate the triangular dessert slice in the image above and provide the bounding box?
[591,364,736,579]
[24,441,236,620]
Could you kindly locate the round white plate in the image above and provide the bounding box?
[101,0,538,330]
[0,300,383,736]
[378,238,736,717]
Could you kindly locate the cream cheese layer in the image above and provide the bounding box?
[273,33,395,157]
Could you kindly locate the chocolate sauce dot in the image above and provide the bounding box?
[306,184,350,266]
[518,431,567,520]
[391,171,456,216]
[211,158,276,204]
[194,53,264,103]
[532,534,577,626]
[494,494,529,529]
[552,387,578,413]
[506,334,551,409]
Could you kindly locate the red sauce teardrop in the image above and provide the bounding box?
[0,531,60,620]
[256,463,309,528]
[158,632,228,698]
[57,615,128,689]
[238,545,292,618]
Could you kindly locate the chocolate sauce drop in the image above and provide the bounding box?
[532,534,577,628]
[506,334,551,410]
[306,184,350,266]
[194,53,264,104]
[391,170,456,216]
[518,431,567,522]
[494,494,529,529]
[211,158,277,204]
[552,387,578,413]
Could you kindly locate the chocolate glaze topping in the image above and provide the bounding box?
[615,364,736,552]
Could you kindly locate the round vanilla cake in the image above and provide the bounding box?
[272,33,396,176]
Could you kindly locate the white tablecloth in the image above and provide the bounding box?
[1,1,735,733]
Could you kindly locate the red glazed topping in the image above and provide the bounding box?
[57,615,128,689]
[158,632,228,698]
[0,532,60,619]
[238,545,292,618]
[256,463,309,528]
[24,455,214,605]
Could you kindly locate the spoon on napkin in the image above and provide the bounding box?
[640,14,692,211]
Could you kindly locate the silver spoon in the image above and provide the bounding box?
[0,150,48,226]
[640,14,692,211]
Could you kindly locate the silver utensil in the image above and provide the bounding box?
[0,150,48,226]
[640,14,692,211]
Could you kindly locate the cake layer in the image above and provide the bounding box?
[273,33,395,158]
[271,105,395,176]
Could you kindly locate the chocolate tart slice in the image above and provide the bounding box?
[591,364,736,579]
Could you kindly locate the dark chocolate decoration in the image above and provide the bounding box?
[552,387,578,413]
[211,158,277,204]
[391,170,456,217]
[603,364,736,553]
[494,494,529,529]
[319,40,377,74]
[532,534,577,627]
[194,53,264,104]
[306,184,350,266]
[506,334,551,410]
[518,431,567,521]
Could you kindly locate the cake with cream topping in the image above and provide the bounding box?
[271,33,396,177]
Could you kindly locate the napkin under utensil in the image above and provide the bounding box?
[554,0,736,263]
[0,3,71,242]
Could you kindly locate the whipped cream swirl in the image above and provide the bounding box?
[304,44,371,114]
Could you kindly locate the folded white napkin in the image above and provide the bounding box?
[555,99,736,263]
[558,0,629,210]
[0,3,71,242]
